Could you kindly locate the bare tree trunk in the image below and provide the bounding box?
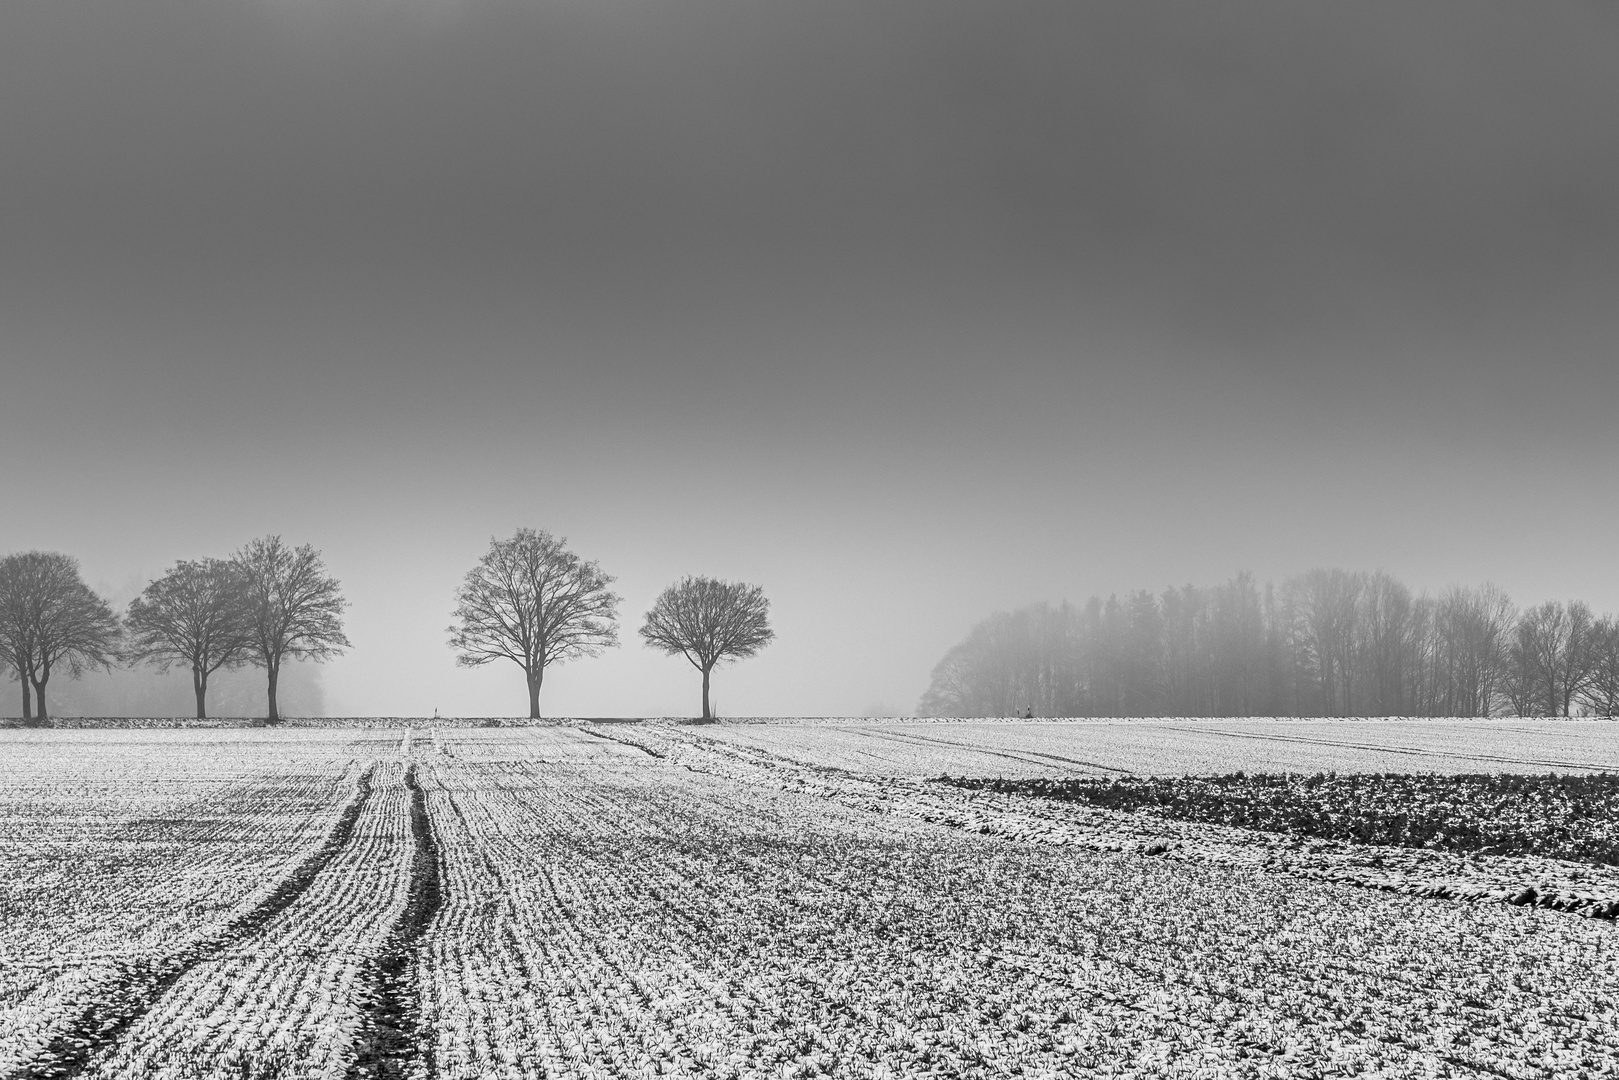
[527,668,542,719]
[266,662,280,723]
[30,677,47,722]
[194,667,208,720]
[701,666,712,720]
[20,679,30,721]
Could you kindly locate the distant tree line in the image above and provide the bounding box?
[920,570,1619,718]
[0,536,348,723]
[0,527,776,723]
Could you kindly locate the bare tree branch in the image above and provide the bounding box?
[639,576,773,720]
[447,528,620,718]
[125,558,256,719]
[0,551,121,723]
[234,536,350,722]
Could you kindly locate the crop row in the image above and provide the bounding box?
[408,728,1619,1078]
[0,732,395,1076]
[65,759,417,1080]
[6,726,1619,1078]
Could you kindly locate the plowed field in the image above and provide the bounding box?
[2,722,1615,1079]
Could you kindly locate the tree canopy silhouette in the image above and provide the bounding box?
[447,528,620,719]
[640,576,774,720]
[234,536,349,722]
[125,558,256,719]
[0,551,121,723]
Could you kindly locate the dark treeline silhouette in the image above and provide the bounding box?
[921,570,1619,719]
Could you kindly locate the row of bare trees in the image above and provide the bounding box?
[0,538,348,723]
[446,528,774,718]
[1,529,773,722]
[920,569,1619,718]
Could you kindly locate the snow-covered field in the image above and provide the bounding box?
[684,717,1619,777]
[1,722,1615,1079]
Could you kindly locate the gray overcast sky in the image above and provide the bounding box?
[3,1,1617,716]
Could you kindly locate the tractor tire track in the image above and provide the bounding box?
[9,762,378,1080]
[858,727,1135,774]
[346,763,444,1080]
[1179,724,1618,772]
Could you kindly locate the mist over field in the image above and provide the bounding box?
[3,1,1617,717]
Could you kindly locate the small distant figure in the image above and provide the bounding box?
[1023,706,1034,719]
[433,708,440,719]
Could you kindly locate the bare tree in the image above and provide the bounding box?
[448,528,620,718]
[640,576,774,720]
[918,640,980,718]
[0,551,121,723]
[0,580,33,720]
[125,558,255,719]
[1428,583,1515,716]
[1209,573,1267,716]
[1499,626,1540,718]
[1357,571,1414,715]
[1119,590,1166,716]
[234,536,350,722]
[918,602,1084,718]
[1580,615,1619,717]
[0,556,43,721]
[1283,568,1364,715]
[1508,600,1598,717]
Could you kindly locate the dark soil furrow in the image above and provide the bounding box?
[579,725,664,758]
[944,772,1619,866]
[8,763,378,1080]
[1178,725,1614,773]
[860,727,1134,774]
[346,763,444,1080]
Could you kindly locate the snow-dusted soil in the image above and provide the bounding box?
[681,716,1619,777]
[1,723,1615,1079]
